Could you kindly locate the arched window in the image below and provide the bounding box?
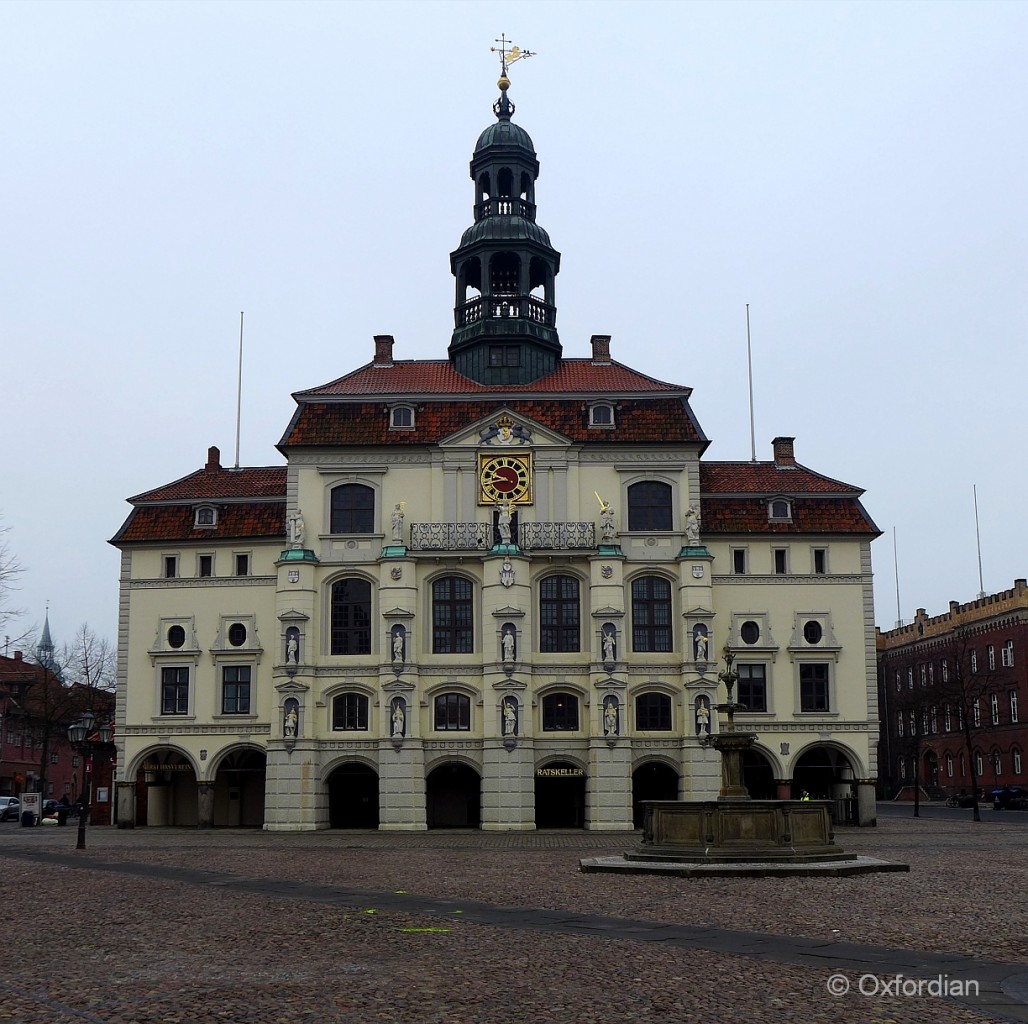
[540,575,580,653]
[330,578,372,655]
[432,577,474,654]
[434,693,471,731]
[542,692,579,731]
[332,693,369,731]
[635,692,672,731]
[330,484,375,534]
[627,481,672,531]
[631,576,672,652]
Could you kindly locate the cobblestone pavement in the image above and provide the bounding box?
[1,807,1025,1024]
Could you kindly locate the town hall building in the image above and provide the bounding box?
[111,68,881,830]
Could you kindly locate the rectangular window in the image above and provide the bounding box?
[198,555,213,577]
[163,555,178,579]
[732,548,747,575]
[928,663,934,685]
[991,693,1000,725]
[737,664,767,712]
[631,577,673,652]
[1011,690,1019,723]
[944,704,952,732]
[333,693,369,731]
[434,693,471,731]
[812,548,827,574]
[161,667,190,715]
[635,693,672,730]
[235,553,250,577]
[799,663,830,712]
[72,756,80,769]
[907,667,914,689]
[988,645,996,670]
[919,664,927,687]
[971,650,978,672]
[897,710,904,737]
[539,575,581,653]
[773,548,788,575]
[222,666,251,715]
[1002,641,1014,667]
[942,659,949,682]
[973,699,981,727]
[50,753,59,764]
[432,577,474,654]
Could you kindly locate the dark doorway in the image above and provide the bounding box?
[742,750,777,800]
[328,763,379,828]
[632,762,679,826]
[792,746,853,799]
[426,763,480,828]
[214,749,267,827]
[535,761,586,828]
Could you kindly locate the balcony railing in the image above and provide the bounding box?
[408,522,595,552]
[456,295,556,328]
[474,197,536,220]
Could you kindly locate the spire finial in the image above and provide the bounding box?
[490,35,535,120]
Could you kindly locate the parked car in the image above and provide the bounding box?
[0,797,21,822]
[992,786,1027,810]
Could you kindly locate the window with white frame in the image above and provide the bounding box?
[930,706,938,733]
[163,554,178,579]
[971,650,978,673]
[991,693,1000,725]
[975,752,984,776]
[390,405,415,429]
[1010,690,1019,723]
[737,664,767,712]
[221,666,251,715]
[589,402,615,427]
[928,663,934,685]
[161,667,190,716]
[773,548,788,575]
[812,547,827,574]
[732,548,748,574]
[895,671,901,692]
[799,663,830,712]
[992,751,1001,776]
[919,664,927,687]
[768,498,792,522]
[1014,749,1023,775]
[944,704,952,732]
[942,659,949,682]
[194,506,217,528]
[897,711,904,737]
[973,699,981,727]
[1002,641,1014,667]
[332,693,369,731]
[946,754,954,778]
[907,667,914,689]
[988,645,996,670]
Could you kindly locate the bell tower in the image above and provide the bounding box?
[448,46,561,385]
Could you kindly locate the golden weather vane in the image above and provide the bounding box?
[491,34,536,78]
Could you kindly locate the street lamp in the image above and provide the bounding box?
[67,711,113,850]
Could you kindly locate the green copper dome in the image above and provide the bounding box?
[459,215,551,249]
[475,119,535,154]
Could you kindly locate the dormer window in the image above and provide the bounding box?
[195,506,217,528]
[589,402,615,428]
[768,498,792,522]
[390,405,415,430]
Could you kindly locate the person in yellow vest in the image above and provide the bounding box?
[800,790,811,801]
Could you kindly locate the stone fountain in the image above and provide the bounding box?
[581,646,907,877]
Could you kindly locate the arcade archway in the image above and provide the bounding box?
[328,762,380,828]
[426,762,480,828]
[631,761,679,826]
[212,748,266,827]
[133,750,197,826]
[535,761,586,828]
[742,749,777,799]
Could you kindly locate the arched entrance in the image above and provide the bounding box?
[535,760,586,828]
[632,761,679,827]
[792,745,857,802]
[328,762,380,828]
[922,750,939,789]
[426,762,480,828]
[742,750,777,800]
[213,749,266,827]
[133,751,197,826]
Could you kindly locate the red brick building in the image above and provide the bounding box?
[877,579,1028,800]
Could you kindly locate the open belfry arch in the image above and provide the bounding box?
[111,43,880,830]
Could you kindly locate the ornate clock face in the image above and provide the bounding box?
[479,453,532,504]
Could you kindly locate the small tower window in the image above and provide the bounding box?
[589,403,615,428]
[768,498,792,522]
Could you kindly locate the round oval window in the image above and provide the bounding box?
[803,620,823,644]
[228,623,247,647]
[167,625,185,649]
[740,620,760,645]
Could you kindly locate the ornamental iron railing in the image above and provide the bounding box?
[407,522,595,552]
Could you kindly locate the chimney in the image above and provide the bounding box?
[772,436,796,467]
[206,446,221,472]
[14,651,23,661]
[590,335,611,364]
[373,334,395,367]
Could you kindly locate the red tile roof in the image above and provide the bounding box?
[128,466,286,503]
[295,359,688,397]
[700,496,879,535]
[280,398,706,447]
[700,461,861,495]
[111,502,286,544]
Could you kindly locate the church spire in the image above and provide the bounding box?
[36,606,58,673]
[448,42,561,385]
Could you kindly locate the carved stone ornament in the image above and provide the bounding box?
[601,565,613,579]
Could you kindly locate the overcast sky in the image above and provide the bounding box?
[3,0,1026,654]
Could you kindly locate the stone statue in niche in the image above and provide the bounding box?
[391,698,406,738]
[598,496,617,543]
[284,699,299,739]
[285,628,300,665]
[695,696,711,736]
[496,501,513,545]
[502,698,517,736]
[693,626,710,662]
[502,627,516,663]
[392,627,405,663]
[603,696,618,737]
[602,628,616,663]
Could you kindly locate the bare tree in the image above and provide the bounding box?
[0,516,26,639]
[60,624,116,696]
